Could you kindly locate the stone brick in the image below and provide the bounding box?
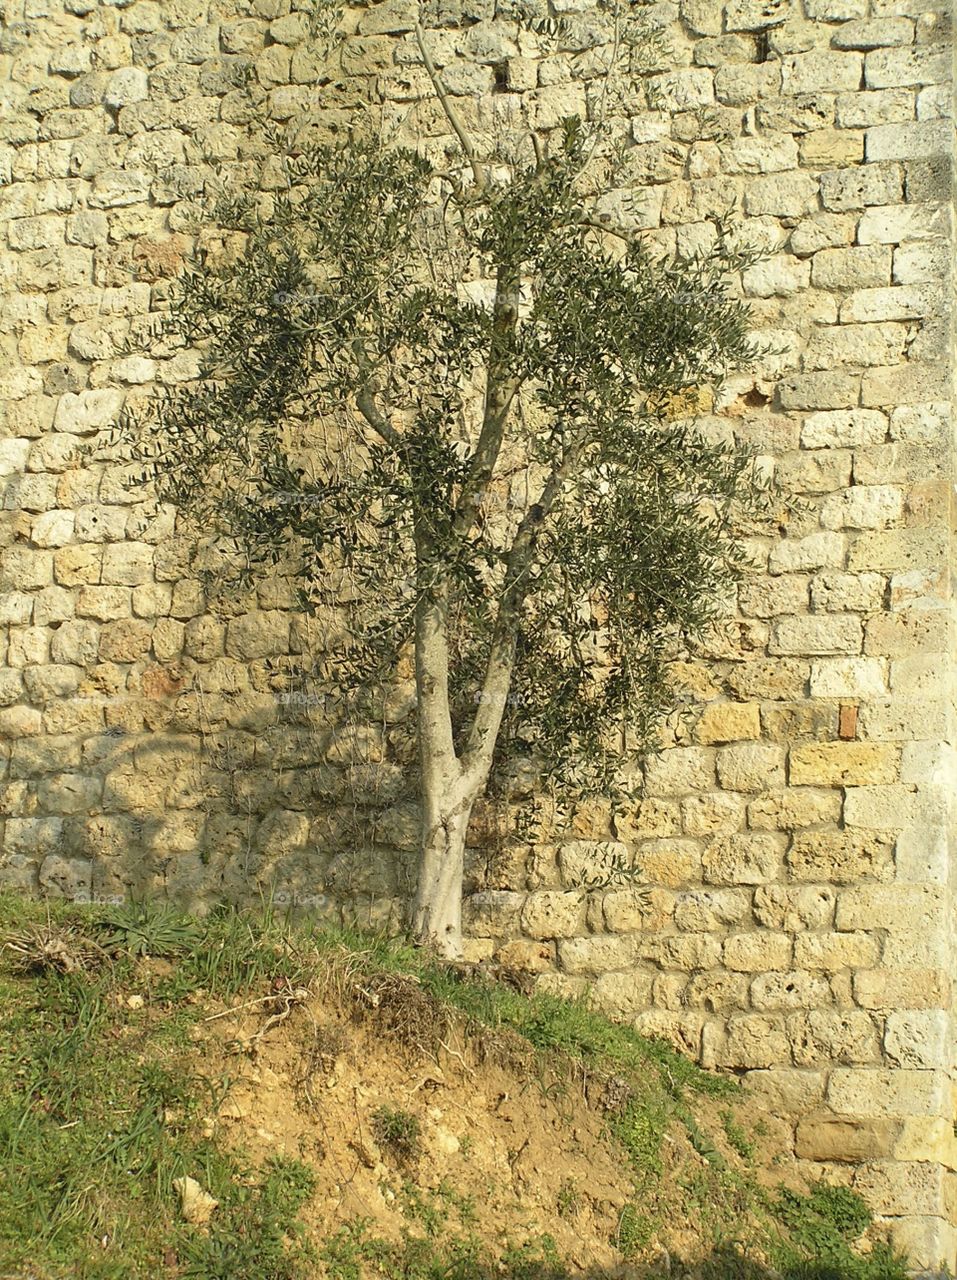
[557,839,628,889]
[747,787,841,830]
[601,886,674,932]
[702,833,784,885]
[809,245,892,289]
[795,931,881,971]
[855,1161,945,1217]
[681,792,747,836]
[857,202,950,245]
[796,1116,899,1160]
[224,611,290,659]
[462,889,525,938]
[715,743,785,793]
[770,615,862,657]
[854,969,949,1011]
[777,371,861,410]
[637,932,722,971]
[768,531,845,574]
[693,701,760,744]
[809,657,886,697]
[827,1068,948,1118]
[717,1015,789,1069]
[791,1010,881,1067]
[673,888,750,931]
[788,831,895,883]
[589,969,655,1019]
[789,742,898,786]
[632,839,702,887]
[884,1010,951,1070]
[520,890,585,939]
[725,658,809,701]
[643,747,714,796]
[723,932,792,972]
[558,934,639,975]
[752,969,831,1010]
[820,165,902,213]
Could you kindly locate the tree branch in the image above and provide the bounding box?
[351,339,403,451]
[415,23,486,193]
[461,429,589,782]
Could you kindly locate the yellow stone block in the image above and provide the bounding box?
[788,741,899,785]
[695,700,761,744]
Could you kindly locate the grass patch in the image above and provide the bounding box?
[0,897,912,1280]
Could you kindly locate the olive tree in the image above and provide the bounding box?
[120,2,768,957]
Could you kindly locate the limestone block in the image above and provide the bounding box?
[744,172,820,218]
[810,245,892,290]
[39,854,92,900]
[835,88,914,128]
[888,402,948,444]
[821,485,903,529]
[89,169,150,208]
[693,701,760,744]
[460,890,524,942]
[7,627,50,667]
[801,129,865,169]
[768,531,844,573]
[777,371,860,410]
[589,969,655,1018]
[643,747,714,795]
[820,165,903,213]
[790,212,857,256]
[724,932,792,972]
[520,890,585,939]
[102,542,154,586]
[808,657,886,698]
[6,816,64,857]
[716,743,785,792]
[789,742,898,786]
[612,798,681,842]
[637,932,722,971]
[747,787,842,830]
[744,1067,826,1116]
[752,970,832,1010]
[557,839,628,888]
[866,120,951,162]
[742,255,810,297]
[738,575,809,618]
[804,322,907,370]
[865,609,948,657]
[788,824,895,885]
[865,47,950,90]
[558,933,639,975]
[857,201,950,244]
[893,240,949,285]
[858,696,947,743]
[602,886,674,931]
[681,792,747,836]
[795,930,881,971]
[855,1161,944,1216]
[702,833,784,885]
[23,664,82,703]
[848,528,948,573]
[718,1015,789,1069]
[853,968,949,1011]
[827,1068,948,1118]
[833,18,914,49]
[779,443,857,492]
[790,1010,881,1067]
[50,620,99,666]
[795,1115,898,1160]
[98,619,152,662]
[673,888,750,931]
[632,839,702,887]
[884,1011,951,1070]
[103,67,148,109]
[224,611,290,659]
[685,971,750,1011]
[721,135,799,175]
[724,658,809,701]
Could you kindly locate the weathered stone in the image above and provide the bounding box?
[520,890,585,939]
[747,787,841,830]
[702,833,784,885]
[716,743,786,792]
[791,1011,881,1067]
[789,742,898,786]
[588,969,655,1018]
[788,831,895,883]
[723,932,792,972]
[796,1116,899,1160]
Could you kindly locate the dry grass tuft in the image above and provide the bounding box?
[2,923,110,975]
[348,970,451,1058]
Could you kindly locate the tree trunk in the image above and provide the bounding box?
[411,780,477,960]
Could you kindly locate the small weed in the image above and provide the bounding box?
[459,1132,474,1157]
[373,1104,421,1162]
[557,1178,580,1218]
[721,1108,755,1162]
[97,901,202,958]
[617,1204,654,1259]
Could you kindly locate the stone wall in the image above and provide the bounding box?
[0,0,954,1266]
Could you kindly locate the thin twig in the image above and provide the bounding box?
[415,23,486,192]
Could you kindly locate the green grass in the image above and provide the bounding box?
[0,896,912,1280]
